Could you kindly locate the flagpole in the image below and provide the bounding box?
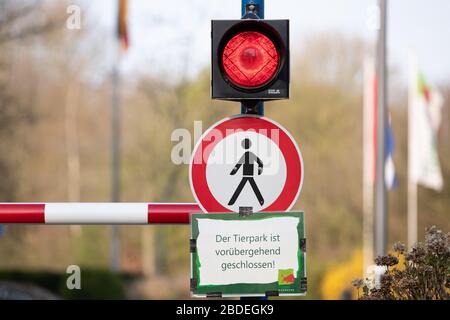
[110,1,122,272]
[363,58,374,273]
[407,57,418,248]
[374,0,388,257]
[407,176,418,248]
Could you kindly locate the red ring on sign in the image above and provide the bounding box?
[189,116,303,213]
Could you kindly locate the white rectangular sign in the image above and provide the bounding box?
[191,212,306,297]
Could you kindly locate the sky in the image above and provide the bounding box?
[88,0,450,86]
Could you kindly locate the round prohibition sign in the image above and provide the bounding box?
[189,115,303,213]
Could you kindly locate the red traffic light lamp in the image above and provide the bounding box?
[222,30,280,89]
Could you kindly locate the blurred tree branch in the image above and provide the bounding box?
[0,1,64,45]
[0,2,38,26]
[0,20,61,44]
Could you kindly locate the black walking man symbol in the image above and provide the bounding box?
[228,138,265,206]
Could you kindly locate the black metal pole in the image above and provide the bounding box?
[240,0,267,301]
[241,0,264,116]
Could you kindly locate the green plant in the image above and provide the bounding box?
[353,226,449,300]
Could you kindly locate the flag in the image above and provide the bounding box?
[117,0,129,51]
[385,117,398,190]
[409,65,444,191]
[364,58,398,191]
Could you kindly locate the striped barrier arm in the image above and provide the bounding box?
[0,203,202,224]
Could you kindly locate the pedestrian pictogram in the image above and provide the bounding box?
[190,115,303,213]
[228,138,264,206]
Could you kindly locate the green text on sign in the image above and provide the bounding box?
[190,212,306,297]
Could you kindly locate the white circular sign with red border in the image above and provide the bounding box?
[190,115,303,213]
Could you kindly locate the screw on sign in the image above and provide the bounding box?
[189,115,303,213]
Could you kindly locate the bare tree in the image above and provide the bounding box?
[0,1,64,45]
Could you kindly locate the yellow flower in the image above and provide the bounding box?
[321,250,363,300]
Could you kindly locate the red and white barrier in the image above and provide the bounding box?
[0,203,202,224]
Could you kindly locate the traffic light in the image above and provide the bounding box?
[211,19,289,101]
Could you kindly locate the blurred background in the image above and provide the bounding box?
[0,0,448,299]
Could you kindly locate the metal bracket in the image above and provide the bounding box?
[300,238,306,252]
[239,206,254,217]
[242,3,261,19]
[241,100,263,115]
[190,239,197,253]
[190,278,198,291]
[206,292,222,298]
[300,277,307,291]
[265,290,279,297]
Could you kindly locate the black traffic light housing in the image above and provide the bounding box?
[211,19,290,101]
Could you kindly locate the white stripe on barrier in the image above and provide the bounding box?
[45,203,148,224]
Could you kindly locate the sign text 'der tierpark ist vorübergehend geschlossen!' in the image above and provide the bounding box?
[190,212,306,297]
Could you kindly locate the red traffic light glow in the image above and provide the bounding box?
[222,31,280,89]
